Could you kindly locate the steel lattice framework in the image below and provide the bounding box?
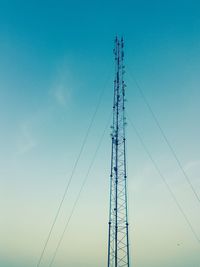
[107,37,130,267]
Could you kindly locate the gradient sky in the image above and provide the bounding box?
[0,0,200,267]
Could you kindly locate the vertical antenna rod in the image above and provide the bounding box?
[107,36,130,267]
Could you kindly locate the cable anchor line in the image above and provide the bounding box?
[36,65,112,267]
[127,112,200,244]
[127,70,200,205]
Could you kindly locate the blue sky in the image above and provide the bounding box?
[0,0,200,267]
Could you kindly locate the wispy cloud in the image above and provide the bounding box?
[53,84,70,107]
[16,123,37,155]
[50,60,73,108]
[185,159,200,172]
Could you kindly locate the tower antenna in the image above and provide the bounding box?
[107,36,130,267]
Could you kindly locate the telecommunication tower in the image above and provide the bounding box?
[107,37,130,267]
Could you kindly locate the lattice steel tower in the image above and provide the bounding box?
[107,37,130,267]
